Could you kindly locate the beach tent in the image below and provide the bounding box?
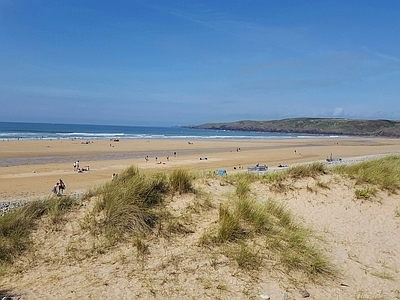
[217,169,227,176]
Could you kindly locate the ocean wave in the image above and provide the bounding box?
[0,122,336,141]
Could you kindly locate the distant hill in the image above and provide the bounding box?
[185,118,400,138]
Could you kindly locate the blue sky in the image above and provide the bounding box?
[1,1,399,126]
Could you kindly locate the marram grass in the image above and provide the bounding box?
[0,195,77,265]
[286,162,327,179]
[92,169,169,243]
[169,168,195,194]
[89,167,196,245]
[333,155,400,193]
[200,180,335,281]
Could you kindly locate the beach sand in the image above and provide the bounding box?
[1,137,400,299]
[1,137,400,201]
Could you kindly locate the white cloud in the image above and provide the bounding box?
[333,107,344,117]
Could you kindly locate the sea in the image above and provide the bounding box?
[0,121,339,141]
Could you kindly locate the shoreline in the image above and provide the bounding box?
[1,137,400,203]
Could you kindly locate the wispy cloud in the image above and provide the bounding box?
[363,47,400,63]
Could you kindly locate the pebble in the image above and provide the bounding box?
[0,200,28,216]
[1,193,82,216]
[300,289,310,298]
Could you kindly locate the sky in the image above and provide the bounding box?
[1,0,399,126]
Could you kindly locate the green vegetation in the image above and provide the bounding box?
[169,168,195,194]
[333,155,400,193]
[232,242,262,270]
[82,167,197,247]
[187,118,400,137]
[257,163,328,193]
[286,162,327,179]
[0,196,77,265]
[354,188,376,200]
[89,167,170,244]
[200,177,334,281]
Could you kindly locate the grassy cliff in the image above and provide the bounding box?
[186,118,400,137]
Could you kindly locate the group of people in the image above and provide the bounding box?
[145,153,173,164]
[52,179,66,196]
[73,160,90,173]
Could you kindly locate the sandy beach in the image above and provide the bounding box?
[1,137,400,202]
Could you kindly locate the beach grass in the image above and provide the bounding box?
[90,169,168,244]
[333,154,400,193]
[285,162,328,179]
[256,163,329,194]
[0,195,77,265]
[200,176,335,281]
[85,167,196,246]
[169,168,195,194]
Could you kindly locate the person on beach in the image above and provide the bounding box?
[58,179,66,194]
[52,182,59,195]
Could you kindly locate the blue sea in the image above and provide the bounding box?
[0,122,337,141]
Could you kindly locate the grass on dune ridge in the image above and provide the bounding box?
[332,154,400,193]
